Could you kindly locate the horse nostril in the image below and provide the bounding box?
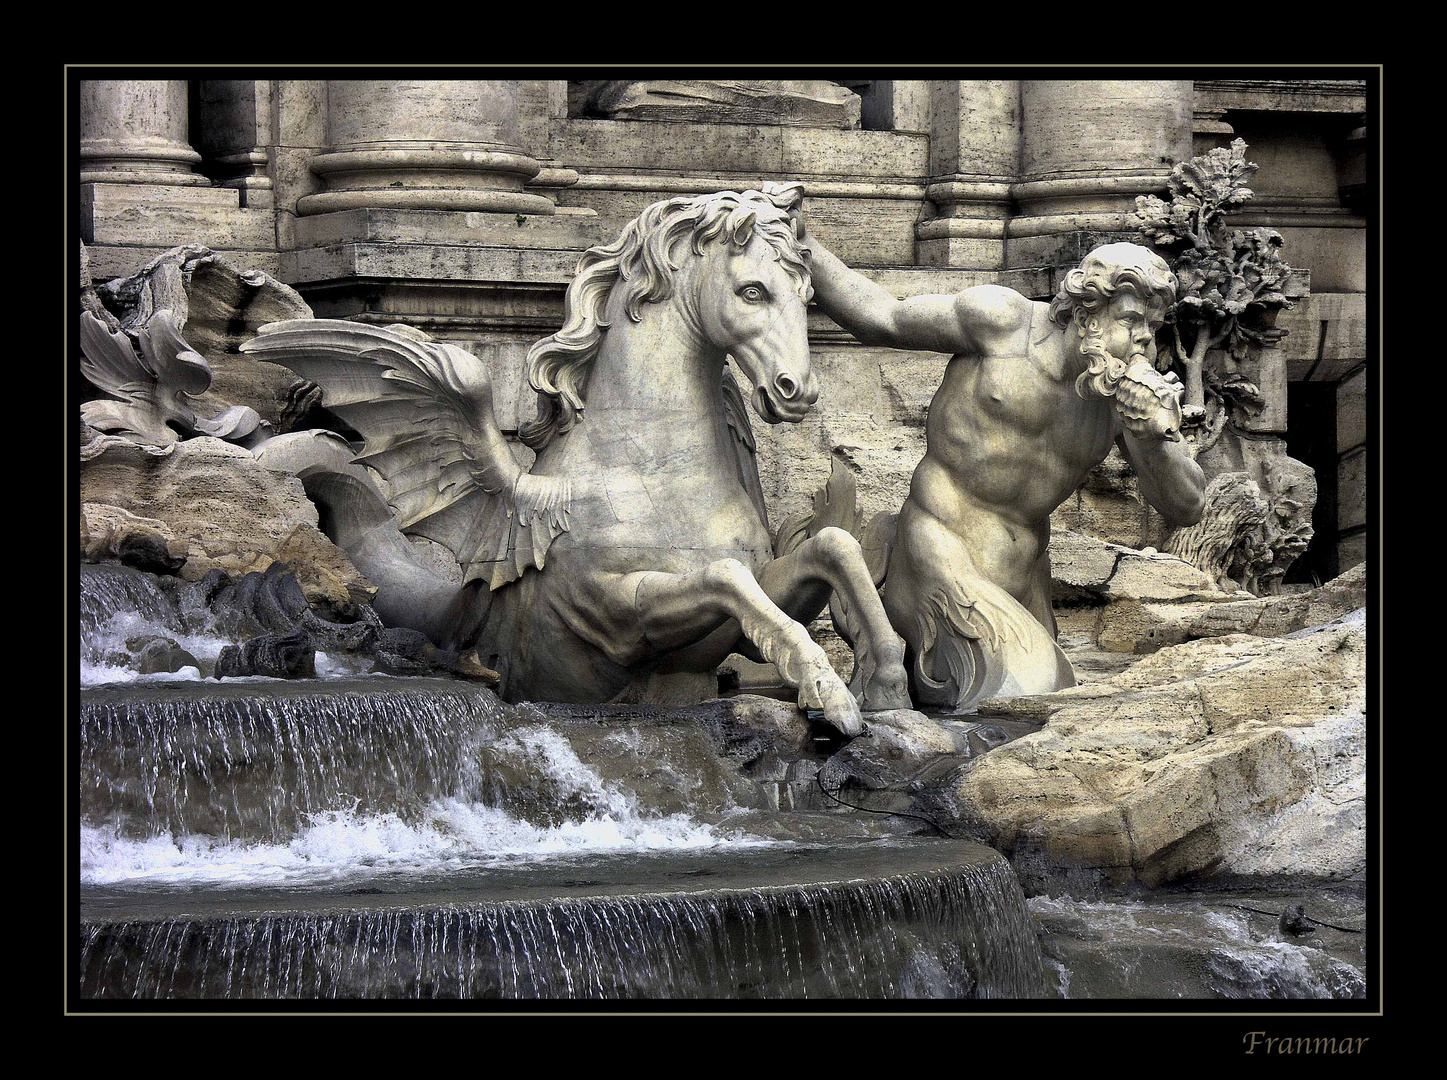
[774,373,799,400]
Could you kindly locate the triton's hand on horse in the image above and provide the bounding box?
[242,187,909,736]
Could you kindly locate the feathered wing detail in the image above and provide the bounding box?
[241,320,572,588]
[909,574,1074,710]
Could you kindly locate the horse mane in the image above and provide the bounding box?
[517,189,812,451]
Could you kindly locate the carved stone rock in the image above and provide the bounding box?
[1185,562,1366,639]
[133,635,200,675]
[80,502,187,575]
[572,80,862,129]
[80,241,312,443]
[1050,529,1242,654]
[950,613,1365,889]
[79,434,374,607]
[215,624,317,679]
[81,243,314,437]
[817,710,970,793]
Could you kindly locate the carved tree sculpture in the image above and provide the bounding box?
[1132,139,1294,449]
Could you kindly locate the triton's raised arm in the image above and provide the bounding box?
[800,225,1031,356]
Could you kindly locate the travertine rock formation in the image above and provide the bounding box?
[80,503,187,574]
[948,612,1365,889]
[1185,562,1367,639]
[1050,529,1243,653]
[79,434,373,607]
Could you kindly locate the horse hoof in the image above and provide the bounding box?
[822,685,864,737]
[859,666,911,712]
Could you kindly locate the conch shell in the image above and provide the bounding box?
[1114,360,1184,442]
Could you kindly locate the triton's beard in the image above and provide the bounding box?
[1073,321,1148,401]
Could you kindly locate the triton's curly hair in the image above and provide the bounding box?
[1047,243,1177,399]
[517,188,812,452]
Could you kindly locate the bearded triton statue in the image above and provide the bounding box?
[793,228,1208,710]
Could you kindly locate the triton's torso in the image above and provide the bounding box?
[906,303,1119,599]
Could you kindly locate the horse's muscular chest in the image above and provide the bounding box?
[542,407,773,567]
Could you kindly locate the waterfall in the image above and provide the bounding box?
[78,651,1055,1000]
[80,564,182,637]
[79,853,1051,999]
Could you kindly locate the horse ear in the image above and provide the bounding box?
[726,206,757,248]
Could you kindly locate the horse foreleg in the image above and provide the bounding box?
[628,559,863,736]
[755,527,910,712]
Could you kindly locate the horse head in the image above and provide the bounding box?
[519,187,818,450]
[681,191,817,424]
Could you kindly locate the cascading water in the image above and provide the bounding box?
[79,845,1048,999]
[77,673,1054,1000]
[80,563,374,685]
[80,563,184,637]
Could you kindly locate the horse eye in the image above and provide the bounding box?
[739,285,767,302]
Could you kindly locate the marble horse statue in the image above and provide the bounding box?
[243,185,908,734]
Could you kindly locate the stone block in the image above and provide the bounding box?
[84,246,286,287]
[293,208,601,251]
[916,235,1007,270]
[548,118,928,179]
[82,183,276,251]
[1337,531,1366,572]
[1336,367,1367,451]
[281,242,585,287]
[1337,449,1366,531]
[1269,224,1365,294]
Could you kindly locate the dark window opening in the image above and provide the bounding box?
[1284,380,1339,586]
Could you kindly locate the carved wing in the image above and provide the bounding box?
[241,320,571,589]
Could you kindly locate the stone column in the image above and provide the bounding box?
[1010,81,1194,267]
[79,80,207,186]
[298,80,556,216]
[194,80,275,209]
[916,80,1019,269]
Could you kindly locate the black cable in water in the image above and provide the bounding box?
[1227,903,1365,934]
[814,766,956,839]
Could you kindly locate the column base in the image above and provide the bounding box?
[299,145,557,217]
[80,138,207,187]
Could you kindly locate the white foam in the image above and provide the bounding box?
[80,608,235,687]
[81,797,774,888]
